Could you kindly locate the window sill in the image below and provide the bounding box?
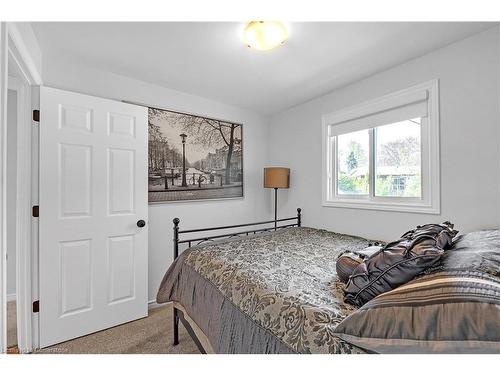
[322,199,440,214]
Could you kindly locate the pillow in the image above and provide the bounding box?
[343,222,457,306]
[336,245,383,283]
[440,228,500,277]
[334,269,500,353]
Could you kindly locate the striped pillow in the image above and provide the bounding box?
[334,270,500,353]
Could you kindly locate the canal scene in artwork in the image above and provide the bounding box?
[148,107,243,202]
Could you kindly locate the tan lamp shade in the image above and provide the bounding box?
[264,167,290,189]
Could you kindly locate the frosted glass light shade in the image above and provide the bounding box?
[244,21,288,51]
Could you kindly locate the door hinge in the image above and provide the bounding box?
[33,109,40,122]
[33,300,39,313]
[32,205,39,217]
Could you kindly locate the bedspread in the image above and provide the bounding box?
[157,227,374,354]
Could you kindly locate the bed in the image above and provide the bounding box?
[156,209,374,354]
[156,210,500,354]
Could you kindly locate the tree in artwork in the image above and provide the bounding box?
[150,108,241,184]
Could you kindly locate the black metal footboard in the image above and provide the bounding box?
[171,208,302,348]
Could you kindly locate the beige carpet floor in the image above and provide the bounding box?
[7,300,17,348]
[36,304,200,354]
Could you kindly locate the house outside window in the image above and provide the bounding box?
[322,80,440,214]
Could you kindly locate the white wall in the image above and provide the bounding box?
[41,60,272,301]
[269,27,500,241]
[38,26,500,300]
[6,89,16,297]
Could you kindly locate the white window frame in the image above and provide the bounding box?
[322,79,440,214]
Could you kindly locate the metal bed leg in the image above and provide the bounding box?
[173,307,179,345]
[173,218,180,346]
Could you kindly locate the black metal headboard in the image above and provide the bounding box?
[170,208,301,350]
[173,208,302,259]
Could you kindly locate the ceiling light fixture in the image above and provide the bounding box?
[243,21,288,51]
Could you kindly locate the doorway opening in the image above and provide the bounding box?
[6,86,18,350]
[4,45,38,353]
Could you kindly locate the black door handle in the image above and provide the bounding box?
[137,219,146,228]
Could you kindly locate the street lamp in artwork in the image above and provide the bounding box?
[180,133,188,187]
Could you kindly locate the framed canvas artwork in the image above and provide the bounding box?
[148,107,243,203]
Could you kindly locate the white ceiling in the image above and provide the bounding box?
[32,22,496,115]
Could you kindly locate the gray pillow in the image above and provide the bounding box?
[437,229,500,277]
[334,269,500,353]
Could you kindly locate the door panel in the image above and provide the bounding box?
[60,144,92,217]
[108,148,135,215]
[39,87,148,347]
[107,235,135,304]
[108,112,135,137]
[59,239,92,316]
[59,104,93,132]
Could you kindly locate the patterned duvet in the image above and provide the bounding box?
[157,227,374,354]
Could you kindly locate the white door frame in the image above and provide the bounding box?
[7,76,31,353]
[0,21,9,354]
[0,22,42,353]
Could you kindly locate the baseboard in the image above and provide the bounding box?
[148,299,171,311]
[7,293,16,302]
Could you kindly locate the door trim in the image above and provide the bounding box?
[0,22,8,354]
[7,75,33,353]
[1,22,43,353]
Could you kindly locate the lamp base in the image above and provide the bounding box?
[274,188,278,230]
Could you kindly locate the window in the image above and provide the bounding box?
[374,119,421,198]
[322,80,440,214]
[337,129,369,195]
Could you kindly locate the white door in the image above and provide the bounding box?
[39,87,148,347]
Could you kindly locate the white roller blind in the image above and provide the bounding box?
[327,89,429,136]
